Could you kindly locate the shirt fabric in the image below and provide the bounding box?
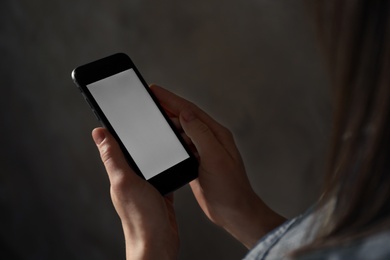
[243,205,390,259]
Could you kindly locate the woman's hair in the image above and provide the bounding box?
[298,0,390,253]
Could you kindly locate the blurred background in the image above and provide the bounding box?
[0,0,331,259]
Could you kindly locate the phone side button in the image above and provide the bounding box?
[92,109,101,121]
[84,97,93,109]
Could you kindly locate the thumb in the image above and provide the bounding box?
[179,110,225,159]
[92,128,141,189]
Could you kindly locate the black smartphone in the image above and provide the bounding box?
[71,53,198,195]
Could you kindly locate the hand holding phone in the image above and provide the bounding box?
[72,53,198,195]
[92,126,180,259]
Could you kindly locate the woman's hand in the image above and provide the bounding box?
[92,128,179,260]
[151,85,286,249]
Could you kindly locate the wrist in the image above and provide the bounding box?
[125,241,175,260]
[219,191,286,249]
[123,224,178,260]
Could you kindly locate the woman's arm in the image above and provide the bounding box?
[151,85,286,248]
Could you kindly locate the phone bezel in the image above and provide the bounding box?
[72,53,198,195]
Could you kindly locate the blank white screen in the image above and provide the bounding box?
[87,69,189,180]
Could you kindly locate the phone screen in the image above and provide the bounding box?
[87,69,190,180]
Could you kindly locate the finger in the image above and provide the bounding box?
[149,84,175,117]
[164,193,178,230]
[92,127,142,188]
[164,193,175,215]
[169,117,183,132]
[163,106,176,118]
[185,142,199,160]
[179,110,230,162]
[151,85,239,159]
[150,85,224,131]
[170,117,198,156]
[165,193,174,204]
[181,132,192,146]
[191,149,200,161]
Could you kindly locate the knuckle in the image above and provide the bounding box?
[107,166,131,199]
[110,182,131,204]
[99,143,125,176]
[110,174,129,194]
[99,142,112,164]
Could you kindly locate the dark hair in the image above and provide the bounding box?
[297,0,390,254]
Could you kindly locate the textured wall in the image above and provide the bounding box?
[0,0,331,259]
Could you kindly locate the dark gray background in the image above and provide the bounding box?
[0,0,331,259]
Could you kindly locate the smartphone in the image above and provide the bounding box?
[71,53,198,195]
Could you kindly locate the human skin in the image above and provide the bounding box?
[92,85,286,259]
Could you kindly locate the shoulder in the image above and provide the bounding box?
[244,202,390,260]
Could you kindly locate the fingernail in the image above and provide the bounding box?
[182,110,195,122]
[93,129,105,145]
